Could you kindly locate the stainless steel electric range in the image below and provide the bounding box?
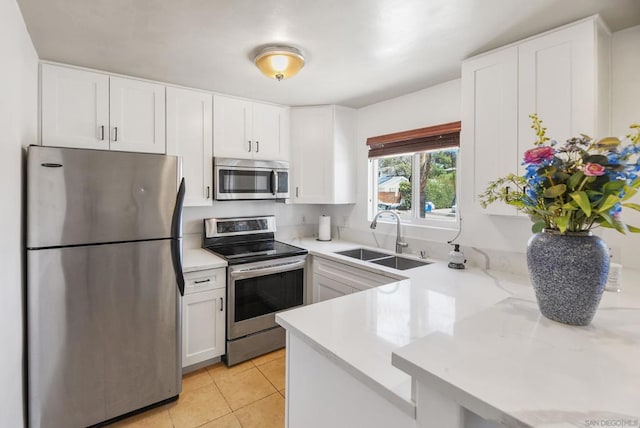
[203,215,308,366]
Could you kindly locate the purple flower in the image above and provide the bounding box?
[523,147,555,164]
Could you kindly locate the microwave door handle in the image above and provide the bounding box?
[271,170,277,196]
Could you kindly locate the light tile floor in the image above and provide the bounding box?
[110,348,286,428]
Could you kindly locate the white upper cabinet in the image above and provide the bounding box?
[251,102,287,160]
[212,95,252,158]
[41,63,167,154]
[166,87,213,207]
[461,16,610,216]
[41,64,109,150]
[462,46,519,216]
[109,77,166,154]
[290,105,356,204]
[518,18,609,146]
[213,94,289,161]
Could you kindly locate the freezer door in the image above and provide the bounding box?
[27,240,181,428]
[27,146,181,248]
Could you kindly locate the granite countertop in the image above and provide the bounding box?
[276,238,640,424]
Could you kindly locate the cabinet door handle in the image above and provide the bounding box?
[113,127,118,142]
[219,297,224,312]
[255,141,259,152]
[99,125,105,141]
[206,186,210,199]
[248,140,252,152]
[194,278,211,284]
[296,187,299,198]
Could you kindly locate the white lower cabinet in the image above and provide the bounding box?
[182,268,226,368]
[311,256,398,303]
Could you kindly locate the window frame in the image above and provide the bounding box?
[367,122,461,228]
[369,149,459,228]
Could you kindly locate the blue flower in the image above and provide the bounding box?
[609,203,622,218]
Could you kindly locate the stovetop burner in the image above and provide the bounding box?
[202,216,308,265]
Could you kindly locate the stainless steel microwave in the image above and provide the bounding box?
[214,157,290,200]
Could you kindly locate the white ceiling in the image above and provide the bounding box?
[17,0,640,108]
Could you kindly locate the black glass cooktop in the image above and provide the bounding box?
[205,240,307,265]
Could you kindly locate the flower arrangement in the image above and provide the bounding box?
[479,115,640,234]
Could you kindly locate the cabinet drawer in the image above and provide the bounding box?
[313,257,394,291]
[184,268,225,294]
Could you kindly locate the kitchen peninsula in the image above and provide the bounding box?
[276,239,640,428]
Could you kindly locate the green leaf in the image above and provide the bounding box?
[594,137,621,149]
[538,165,557,176]
[543,184,567,198]
[599,212,614,226]
[615,221,629,234]
[567,171,584,190]
[622,186,638,201]
[603,181,625,193]
[569,191,592,217]
[623,203,640,212]
[597,194,619,213]
[531,220,546,233]
[555,215,570,234]
[584,154,609,164]
[561,202,579,210]
[626,224,640,233]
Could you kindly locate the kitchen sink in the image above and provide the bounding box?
[369,256,432,270]
[334,248,432,271]
[335,248,392,260]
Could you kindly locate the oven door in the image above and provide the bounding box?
[227,256,306,340]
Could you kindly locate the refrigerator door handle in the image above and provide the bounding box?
[171,177,186,295]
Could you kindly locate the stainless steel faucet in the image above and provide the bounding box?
[370,210,408,254]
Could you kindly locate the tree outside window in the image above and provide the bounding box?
[372,149,457,222]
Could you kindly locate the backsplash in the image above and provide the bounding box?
[182,203,531,275]
[333,226,530,276]
[182,202,323,248]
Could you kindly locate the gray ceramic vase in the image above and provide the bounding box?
[527,230,610,326]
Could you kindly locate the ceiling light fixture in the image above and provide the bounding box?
[254,45,305,81]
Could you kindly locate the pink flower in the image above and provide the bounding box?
[523,146,555,164]
[583,162,606,177]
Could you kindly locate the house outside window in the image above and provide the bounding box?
[367,122,460,225]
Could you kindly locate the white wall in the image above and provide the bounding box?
[183,202,323,247]
[603,25,640,268]
[330,25,640,271]
[328,79,530,267]
[327,80,465,257]
[0,0,38,427]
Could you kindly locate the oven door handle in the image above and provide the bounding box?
[230,259,306,280]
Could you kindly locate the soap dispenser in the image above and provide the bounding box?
[448,244,466,269]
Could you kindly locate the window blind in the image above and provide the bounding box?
[366,121,461,158]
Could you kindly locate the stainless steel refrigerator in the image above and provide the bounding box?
[26,146,186,428]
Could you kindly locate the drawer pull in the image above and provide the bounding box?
[194,278,211,284]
